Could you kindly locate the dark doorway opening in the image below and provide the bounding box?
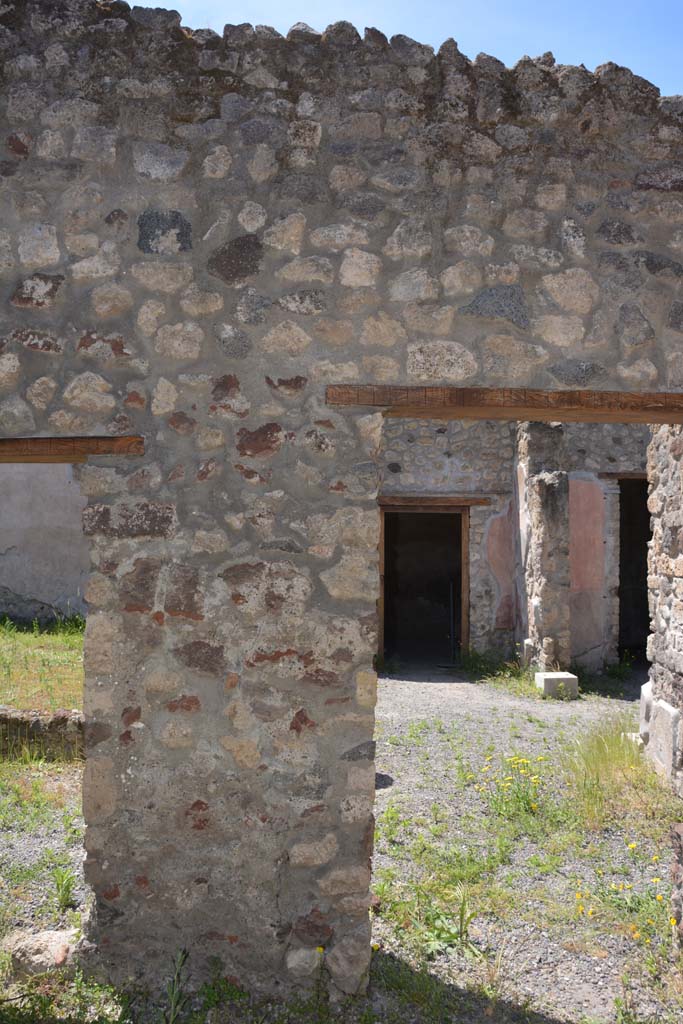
[383,511,462,665]
[618,478,651,661]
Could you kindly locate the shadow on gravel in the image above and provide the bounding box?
[372,950,569,1024]
[375,772,394,790]
[576,664,647,702]
[0,952,572,1024]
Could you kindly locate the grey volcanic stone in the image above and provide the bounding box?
[240,118,287,146]
[137,210,192,254]
[616,303,655,351]
[635,165,683,191]
[278,290,326,315]
[548,359,607,387]
[215,324,252,359]
[668,300,683,332]
[632,250,683,277]
[597,219,641,245]
[459,285,530,329]
[236,288,271,324]
[220,93,252,122]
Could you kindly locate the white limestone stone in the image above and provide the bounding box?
[534,671,579,699]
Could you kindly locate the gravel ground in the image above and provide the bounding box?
[373,666,681,1024]
[0,764,87,937]
[1,670,681,1023]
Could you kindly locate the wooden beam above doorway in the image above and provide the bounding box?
[326,385,683,425]
[379,495,491,508]
[0,436,145,464]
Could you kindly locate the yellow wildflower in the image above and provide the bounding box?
[671,917,678,927]
[656,894,664,902]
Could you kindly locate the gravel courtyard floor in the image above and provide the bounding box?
[2,666,682,1023]
[372,666,682,1023]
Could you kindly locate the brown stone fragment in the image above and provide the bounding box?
[265,375,307,394]
[234,463,270,483]
[82,502,177,539]
[165,695,201,713]
[11,327,63,354]
[173,640,226,675]
[7,133,30,157]
[211,374,240,402]
[119,558,161,613]
[208,235,263,285]
[77,331,132,360]
[168,411,197,435]
[164,564,203,620]
[290,709,316,733]
[11,274,64,308]
[196,458,219,481]
[236,423,283,458]
[292,908,334,945]
[121,706,141,728]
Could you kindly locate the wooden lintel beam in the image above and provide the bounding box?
[378,495,491,508]
[598,471,648,480]
[0,436,145,464]
[326,385,683,425]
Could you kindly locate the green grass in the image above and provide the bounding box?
[371,712,683,1017]
[0,616,85,713]
[0,761,84,943]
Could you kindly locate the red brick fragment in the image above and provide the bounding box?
[197,458,219,481]
[165,695,201,713]
[168,411,197,435]
[121,705,141,727]
[7,132,30,157]
[236,422,283,458]
[234,463,270,483]
[290,709,316,734]
[265,375,307,394]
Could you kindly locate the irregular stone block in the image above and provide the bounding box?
[137,210,192,254]
[648,697,682,781]
[208,235,263,285]
[459,284,530,328]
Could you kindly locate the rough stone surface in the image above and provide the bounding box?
[0,0,682,1000]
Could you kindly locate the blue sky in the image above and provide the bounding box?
[138,1,683,95]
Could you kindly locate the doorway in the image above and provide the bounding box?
[380,503,467,666]
[618,478,651,660]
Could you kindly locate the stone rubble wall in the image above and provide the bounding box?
[380,418,517,653]
[379,419,647,661]
[1,0,682,996]
[645,425,683,795]
[517,422,649,669]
